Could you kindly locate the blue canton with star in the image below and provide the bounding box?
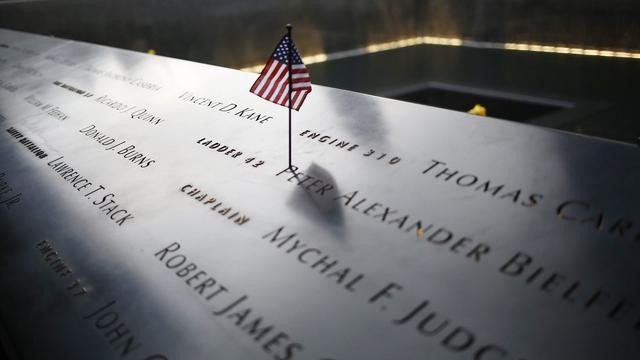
[273,36,304,65]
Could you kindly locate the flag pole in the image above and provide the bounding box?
[286,24,293,170]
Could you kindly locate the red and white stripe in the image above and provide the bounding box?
[250,60,311,111]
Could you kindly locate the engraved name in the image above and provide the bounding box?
[0,171,22,210]
[84,65,162,91]
[276,166,491,265]
[178,91,273,124]
[93,94,165,126]
[78,124,156,169]
[46,156,135,226]
[155,242,304,360]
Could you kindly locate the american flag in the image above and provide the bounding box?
[250,35,311,111]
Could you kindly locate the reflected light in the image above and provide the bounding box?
[504,43,640,59]
[241,36,640,72]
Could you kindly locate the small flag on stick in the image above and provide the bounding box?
[250,32,311,111]
[250,25,311,169]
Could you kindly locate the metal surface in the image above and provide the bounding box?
[0,28,638,360]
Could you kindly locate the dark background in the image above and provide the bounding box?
[1,0,639,143]
[1,0,638,68]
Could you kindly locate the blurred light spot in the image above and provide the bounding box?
[468,104,487,117]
